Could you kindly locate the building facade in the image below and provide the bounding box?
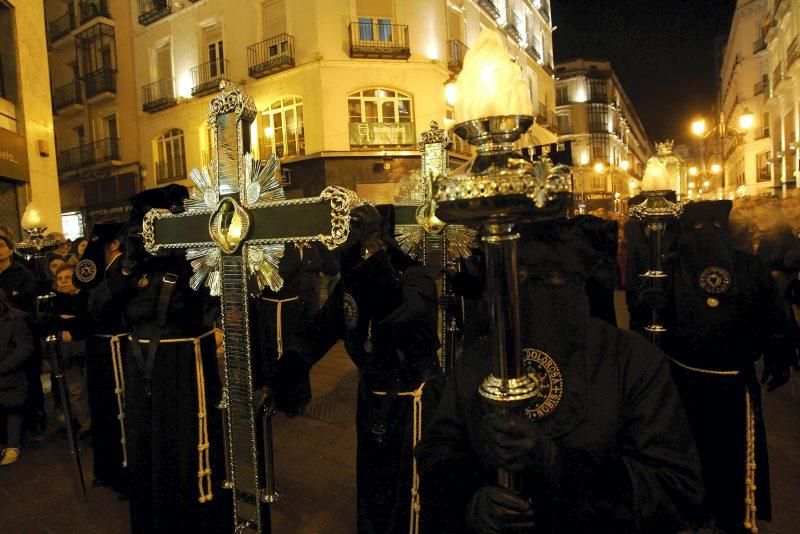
[765,0,800,196]
[717,0,771,198]
[554,59,651,210]
[130,0,557,203]
[44,0,143,234]
[0,0,61,237]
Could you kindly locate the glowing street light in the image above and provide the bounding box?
[691,117,707,137]
[689,166,699,176]
[444,80,458,107]
[703,180,710,188]
[738,108,755,130]
[711,164,722,174]
[620,160,630,171]
[594,162,605,173]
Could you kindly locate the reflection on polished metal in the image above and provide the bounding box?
[434,114,572,491]
[394,121,476,373]
[142,81,357,534]
[629,189,683,343]
[17,228,87,503]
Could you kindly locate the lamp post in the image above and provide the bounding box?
[690,107,754,193]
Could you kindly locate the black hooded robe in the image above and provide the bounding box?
[415,220,704,533]
[279,247,440,534]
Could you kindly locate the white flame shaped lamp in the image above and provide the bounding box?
[17,203,59,256]
[629,157,683,340]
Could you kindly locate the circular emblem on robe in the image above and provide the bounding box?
[74,259,97,284]
[698,266,732,294]
[137,275,150,288]
[343,292,358,329]
[707,297,720,308]
[522,348,564,420]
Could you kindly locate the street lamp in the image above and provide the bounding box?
[738,108,755,130]
[711,164,722,174]
[620,160,630,171]
[688,166,699,176]
[594,162,605,173]
[691,118,707,137]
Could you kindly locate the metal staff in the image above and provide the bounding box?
[17,226,88,502]
[630,190,682,345]
[434,115,571,490]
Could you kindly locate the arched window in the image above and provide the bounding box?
[154,128,186,183]
[261,96,304,159]
[347,88,414,146]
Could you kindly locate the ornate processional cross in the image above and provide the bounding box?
[394,121,475,373]
[143,82,357,534]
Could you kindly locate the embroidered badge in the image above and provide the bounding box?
[522,348,564,420]
[707,297,720,308]
[343,292,358,329]
[137,274,150,288]
[699,266,732,294]
[74,259,98,284]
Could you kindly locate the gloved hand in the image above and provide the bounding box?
[252,386,276,416]
[483,413,559,476]
[635,287,669,310]
[350,204,383,256]
[761,363,791,392]
[466,486,535,533]
[121,224,145,275]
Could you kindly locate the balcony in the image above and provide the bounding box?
[82,67,117,102]
[788,37,800,71]
[447,39,468,74]
[526,36,542,61]
[191,59,229,97]
[771,62,784,96]
[754,78,767,96]
[753,37,766,54]
[78,0,110,25]
[155,158,187,184]
[52,82,84,115]
[57,137,120,175]
[503,12,523,42]
[348,22,410,59]
[538,2,551,24]
[142,78,176,113]
[477,0,501,19]
[47,13,75,46]
[542,51,554,75]
[138,0,171,26]
[248,34,295,79]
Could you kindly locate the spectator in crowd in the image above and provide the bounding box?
[0,289,34,466]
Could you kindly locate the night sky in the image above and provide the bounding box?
[553,0,736,144]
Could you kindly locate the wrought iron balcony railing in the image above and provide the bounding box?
[538,2,551,23]
[48,13,74,44]
[138,0,171,26]
[142,78,177,112]
[504,12,523,42]
[526,36,542,61]
[79,0,110,25]
[57,137,120,174]
[155,158,187,184]
[447,39,468,74]
[348,22,410,59]
[772,62,784,95]
[82,67,117,99]
[191,59,229,97]
[754,78,767,96]
[248,34,295,78]
[53,81,83,112]
[477,0,501,19]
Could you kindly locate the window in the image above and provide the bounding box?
[358,17,393,42]
[556,85,569,106]
[153,41,172,82]
[587,77,607,102]
[103,114,118,140]
[590,134,609,162]
[262,96,304,159]
[556,114,571,134]
[762,112,770,139]
[203,24,225,76]
[757,151,770,182]
[262,0,286,38]
[588,104,608,132]
[348,88,412,123]
[61,212,85,241]
[154,128,186,183]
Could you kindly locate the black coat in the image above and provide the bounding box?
[0,309,34,408]
[0,261,37,313]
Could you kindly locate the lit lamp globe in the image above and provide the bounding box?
[594,162,605,173]
[21,203,45,232]
[620,160,630,172]
[738,108,755,131]
[711,164,722,175]
[691,117,707,137]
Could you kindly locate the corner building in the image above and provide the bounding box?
[131,0,558,201]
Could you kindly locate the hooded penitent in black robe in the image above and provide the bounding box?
[277,240,440,534]
[660,200,792,533]
[415,218,704,533]
[76,223,130,492]
[110,186,230,534]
